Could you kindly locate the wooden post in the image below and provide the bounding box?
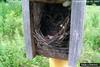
[68,0,86,67]
[49,58,68,67]
[22,0,36,59]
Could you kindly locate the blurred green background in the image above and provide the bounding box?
[0,0,100,67]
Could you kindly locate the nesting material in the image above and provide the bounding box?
[32,3,71,59]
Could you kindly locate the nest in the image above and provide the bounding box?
[32,3,70,59]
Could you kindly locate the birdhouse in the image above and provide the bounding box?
[22,0,86,67]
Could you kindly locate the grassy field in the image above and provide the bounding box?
[0,1,100,67]
[80,6,100,63]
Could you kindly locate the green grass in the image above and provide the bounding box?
[80,5,100,63]
[0,2,49,67]
[0,1,100,67]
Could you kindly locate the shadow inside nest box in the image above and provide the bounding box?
[39,3,71,47]
[31,3,71,59]
[40,3,70,36]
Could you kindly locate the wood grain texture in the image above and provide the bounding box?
[22,0,36,59]
[68,0,86,67]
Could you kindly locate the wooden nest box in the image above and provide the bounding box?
[22,0,86,66]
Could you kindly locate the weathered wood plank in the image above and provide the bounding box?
[22,0,36,59]
[68,0,86,67]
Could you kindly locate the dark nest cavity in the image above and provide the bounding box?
[33,3,71,59]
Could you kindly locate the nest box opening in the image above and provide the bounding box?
[31,2,71,59]
[40,3,70,47]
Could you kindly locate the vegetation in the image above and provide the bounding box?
[79,6,100,63]
[0,1,49,67]
[0,1,100,67]
[87,0,100,5]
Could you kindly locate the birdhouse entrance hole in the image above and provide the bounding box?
[31,2,71,59]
